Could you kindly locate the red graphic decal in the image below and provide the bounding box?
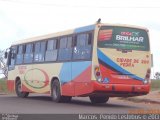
[61,65,92,96]
[98,29,113,41]
[24,68,49,89]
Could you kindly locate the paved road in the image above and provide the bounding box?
[0,94,159,114]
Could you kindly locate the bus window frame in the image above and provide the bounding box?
[57,35,73,62]
[34,40,46,62]
[72,31,93,61]
[15,44,25,65]
[45,38,58,62]
[23,43,33,64]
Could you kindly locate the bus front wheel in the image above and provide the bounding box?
[89,96,109,104]
[15,80,29,98]
[51,79,72,103]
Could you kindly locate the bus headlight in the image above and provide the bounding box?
[144,68,151,84]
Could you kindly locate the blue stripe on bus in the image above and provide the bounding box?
[59,61,91,84]
[59,63,72,84]
[72,61,91,79]
[97,49,144,81]
[74,25,95,33]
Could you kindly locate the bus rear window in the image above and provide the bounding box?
[98,26,149,51]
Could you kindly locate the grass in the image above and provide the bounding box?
[0,78,7,93]
[151,79,160,91]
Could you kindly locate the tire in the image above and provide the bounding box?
[89,96,109,104]
[15,80,29,98]
[51,79,72,103]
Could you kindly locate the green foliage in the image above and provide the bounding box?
[154,72,160,80]
[0,78,7,93]
[151,79,160,91]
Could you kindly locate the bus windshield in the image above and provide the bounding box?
[98,26,149,51]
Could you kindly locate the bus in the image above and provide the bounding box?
[6,22,151,104]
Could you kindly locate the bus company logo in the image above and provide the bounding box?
[120,32,139,37]
[98,29,113,41]
[116,31,144,43]
[24,68,49,89]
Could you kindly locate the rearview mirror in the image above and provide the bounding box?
[7,51,11,66]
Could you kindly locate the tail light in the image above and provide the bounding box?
[144,68,151,84]
[94,66,102,82]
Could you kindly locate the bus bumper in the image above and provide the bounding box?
[91,81,150,97]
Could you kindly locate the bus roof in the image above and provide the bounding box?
[12,24,96,46]
[11,23,148,46]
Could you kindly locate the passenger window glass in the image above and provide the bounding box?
[60,37,67,49]
[73,33,92,60]
[26,44,33,53]
[16,45,24,64]
[47,40,57,50]
[34,41,46,62]
[67,37,72,48]
[45,39,57,61]
[77,34,89,46]
[35,42,40,53]
[58,36,73,61]
[24,44,33,63]
[18,45,23,54]
[41,41,46,52]
[88,33,92,45]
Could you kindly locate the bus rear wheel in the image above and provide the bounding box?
[51,79,72,103]
[15,80,29,98]
[89,96,109,104]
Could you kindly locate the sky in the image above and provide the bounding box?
[0,0,160,77]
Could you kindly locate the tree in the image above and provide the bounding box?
[154,72,160,80]
[0,50,8,78]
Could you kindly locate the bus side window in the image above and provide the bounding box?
[24,43,33,63]
[88,33,92,45]
[16,45,24,64]
[34,42,40,62]
[73,33,92,60]
[40,41,46,62]
[58,36,72,61]
[45,39,57,61]
[34,41,46,62]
